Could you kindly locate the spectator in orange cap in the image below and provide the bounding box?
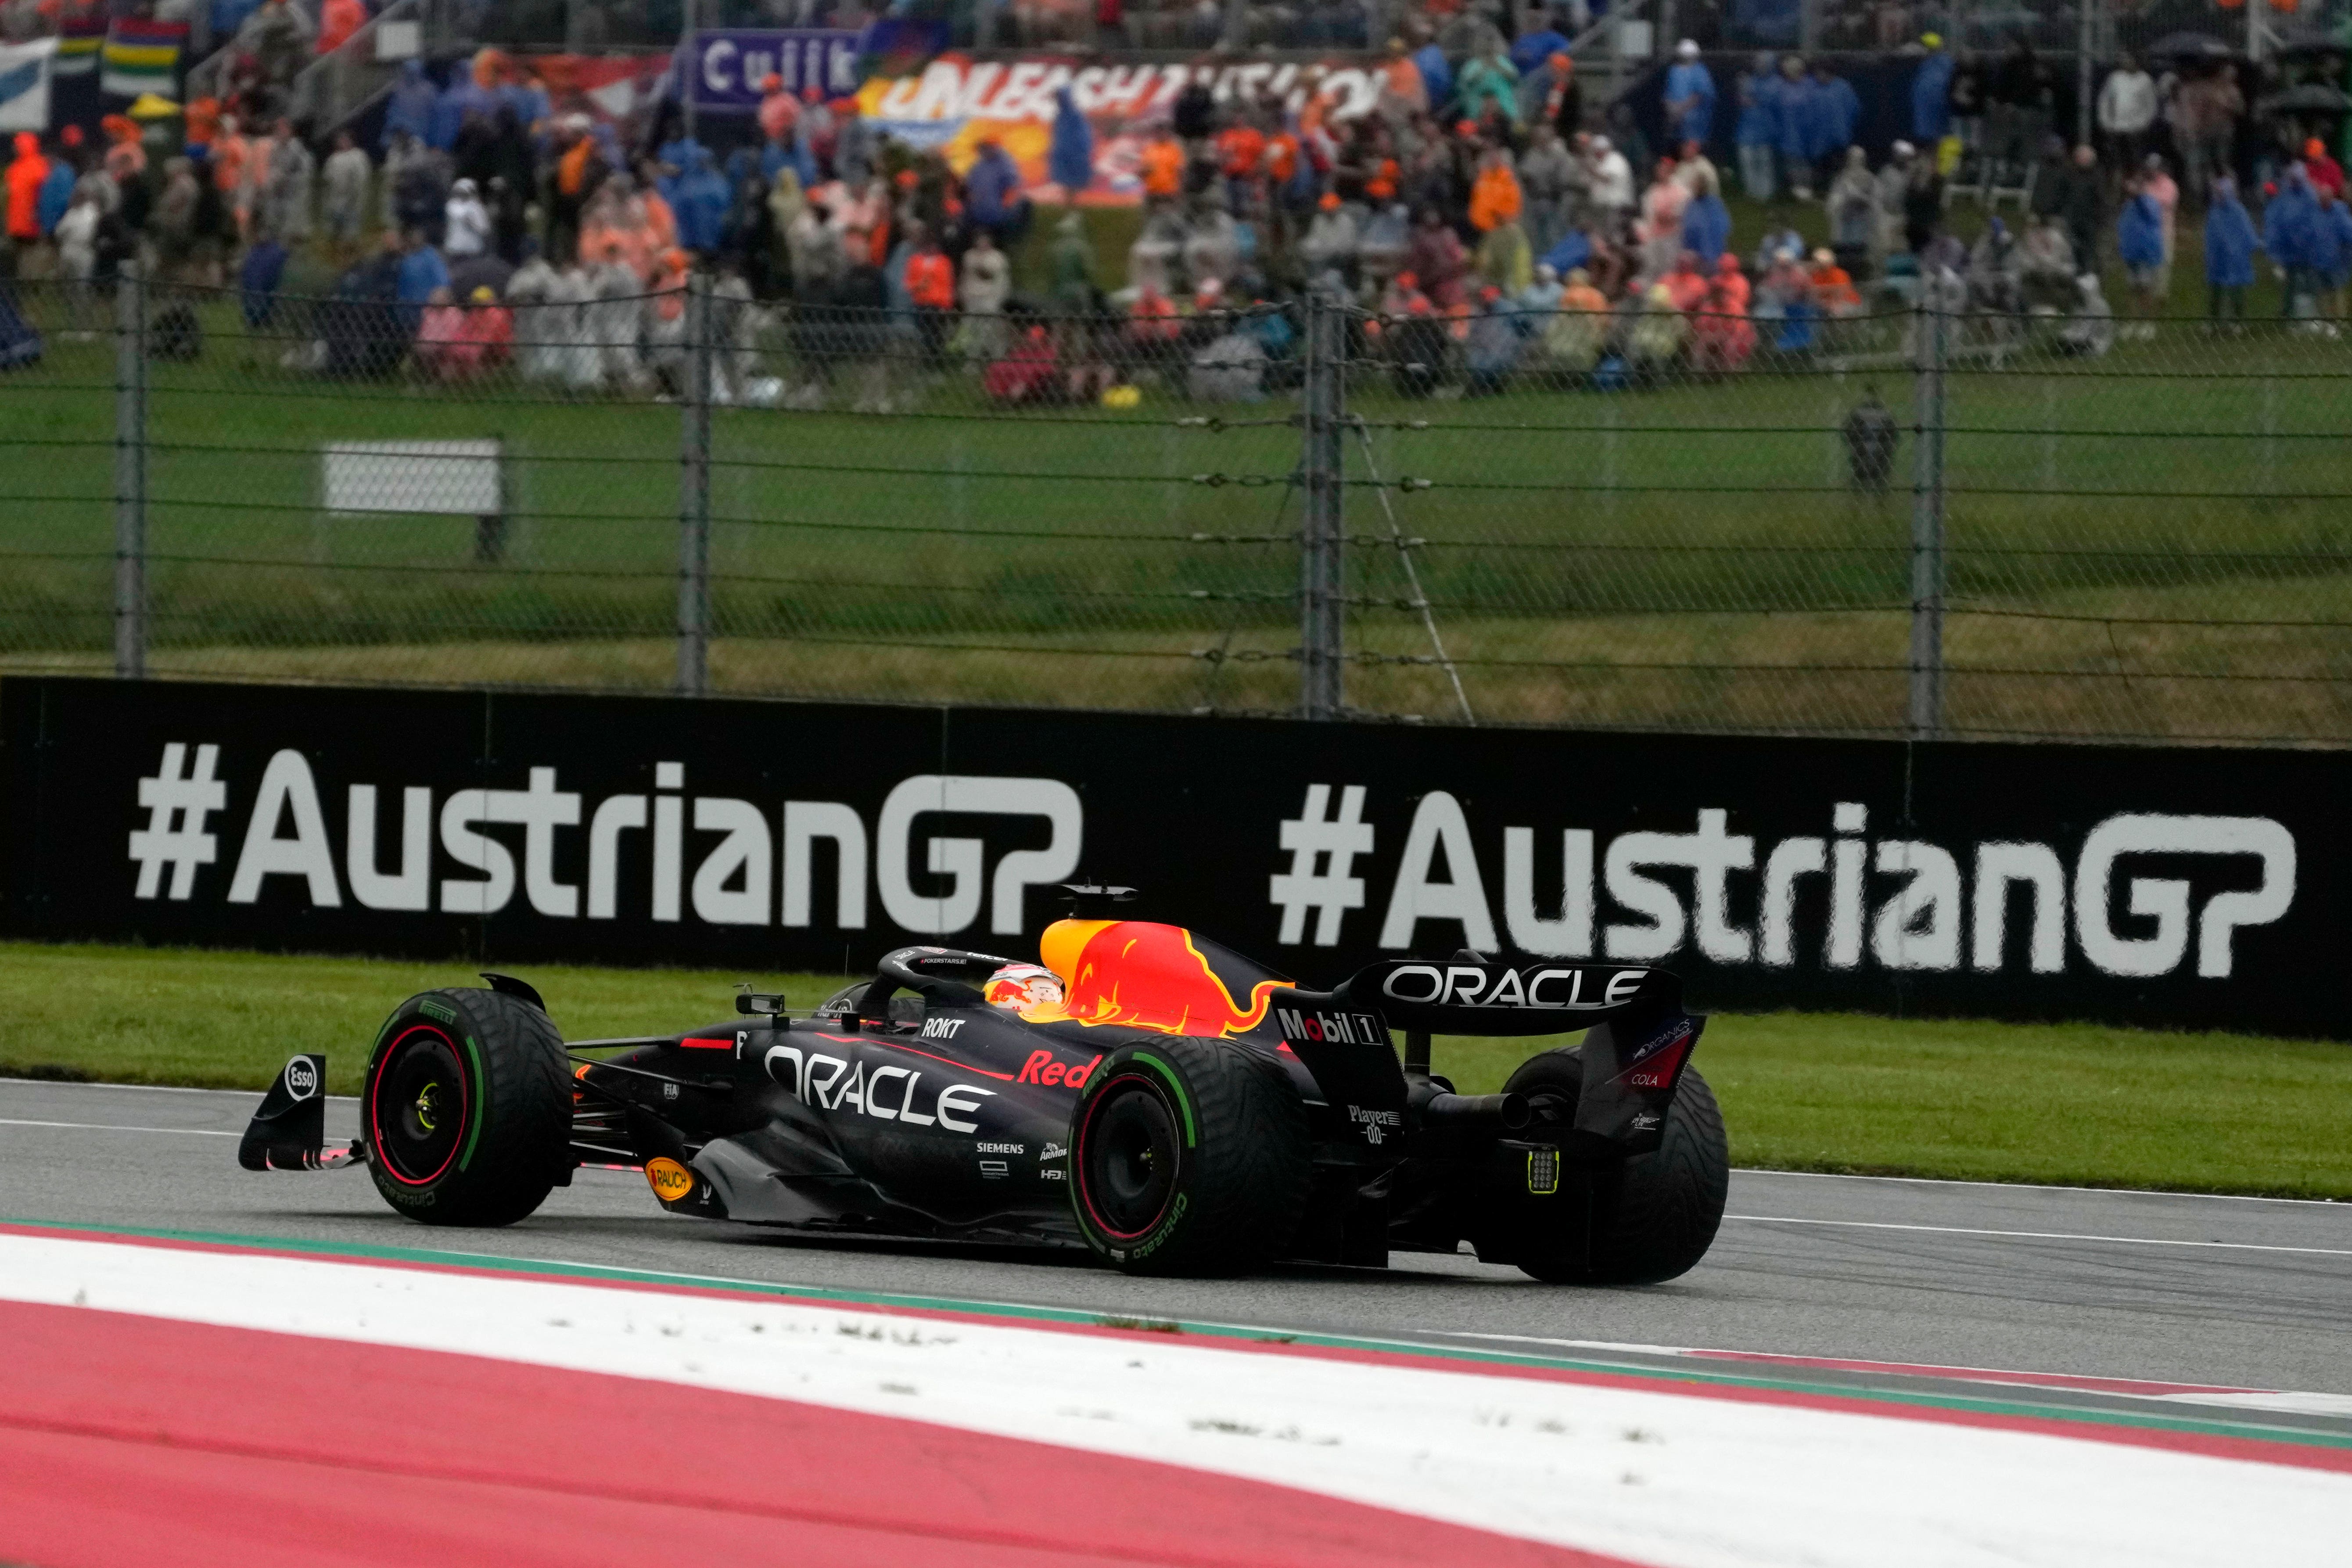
[2305,137,2345,201]
[1301,188,1358,283]
[101,115,147,210]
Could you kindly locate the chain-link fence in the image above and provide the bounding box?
[3,269,2346,744]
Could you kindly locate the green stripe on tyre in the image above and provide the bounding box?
[1131,1051,1197,1148]
[459,1034,487,1171]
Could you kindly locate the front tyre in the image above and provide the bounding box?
[1069,1037,1308,1277]
[1499,1047,1729,1285]
[364,988,571,1227]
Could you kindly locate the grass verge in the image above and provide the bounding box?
[3,941,2344,1199]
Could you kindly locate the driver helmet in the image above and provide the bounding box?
[984,963,1064,1012]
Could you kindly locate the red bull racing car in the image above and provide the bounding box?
[241,914,1729,1282]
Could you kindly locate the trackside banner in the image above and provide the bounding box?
[1,678,2338,1037]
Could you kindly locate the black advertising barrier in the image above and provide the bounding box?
[1,676,2337,1037]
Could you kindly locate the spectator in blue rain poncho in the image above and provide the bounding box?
[431,53,503,151]
[2262,169,2324,319]
[1413,39,1453,115]
[1804,63,1860,196]
[1681,172,1730,264]
[1540,222,1593,277]
[1049,86,1094,198]
[1735,54,1783,198]
[1663,42,1717,148]
[383,61,439,152]
[36,152,75,237]
[966,139,1031,246]
[2115,176,2165,333]
[2203,176,2257,323]
[1774,58,1817,197]
[672,147,730,254]
[658,130,707,202]
[1911,35,1954,146]
[395,227,449,331]
[239,234,288,327]
[501,74,551,138]
[1510,13,1572,77]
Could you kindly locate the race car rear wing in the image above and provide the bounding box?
[1330,958,1682,1039]
[1270,958,1702,1158]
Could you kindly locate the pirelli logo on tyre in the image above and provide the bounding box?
[1111,1191,1190,1264]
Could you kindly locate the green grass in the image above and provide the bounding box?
[3,194,2348,740]
[1436,1014,2352,1200]
[4,940,2345,1199]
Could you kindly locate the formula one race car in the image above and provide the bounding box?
[241,915,1728,1282]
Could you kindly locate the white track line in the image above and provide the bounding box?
[1738,1168,2349,1208]
[4,1082,2344,1209]
[1724,1214,2352,1258]
[0,1078,359,1104]
[0,1119,238,1137]
[1430,1335,2352,1419]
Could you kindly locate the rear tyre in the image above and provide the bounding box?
[1069,1036,1309,1277]
[1500,1047,1729,1285]
[363,988,571,1227]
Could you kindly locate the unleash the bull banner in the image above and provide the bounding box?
[0,678,2335,1036]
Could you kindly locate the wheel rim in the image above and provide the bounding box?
[370,1023,470,1186]
[1077,1073,1181,1241]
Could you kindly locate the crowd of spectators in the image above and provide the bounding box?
[2,8,2349,402]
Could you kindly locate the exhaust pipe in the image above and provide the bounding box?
[1412,1087,1532,1143]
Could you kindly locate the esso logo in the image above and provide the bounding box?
[284,1057,320,1101]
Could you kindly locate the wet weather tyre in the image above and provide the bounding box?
[363,988,571,1227]
[1068,1037,1309,1277]
[1501,1048,1729,1285]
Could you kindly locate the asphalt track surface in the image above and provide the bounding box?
[7,1077,2349,1438]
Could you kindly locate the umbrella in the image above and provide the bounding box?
[2258,83,2352,115]
[448,254,516,301]
[2145,32,2237,64]
[125,92,181,119]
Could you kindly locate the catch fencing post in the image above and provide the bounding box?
[113,259,147,679]
[1908,294,1948,741]
[677,269,713,696]
[2075,0,2096,147]
[1298,294,1347,720]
